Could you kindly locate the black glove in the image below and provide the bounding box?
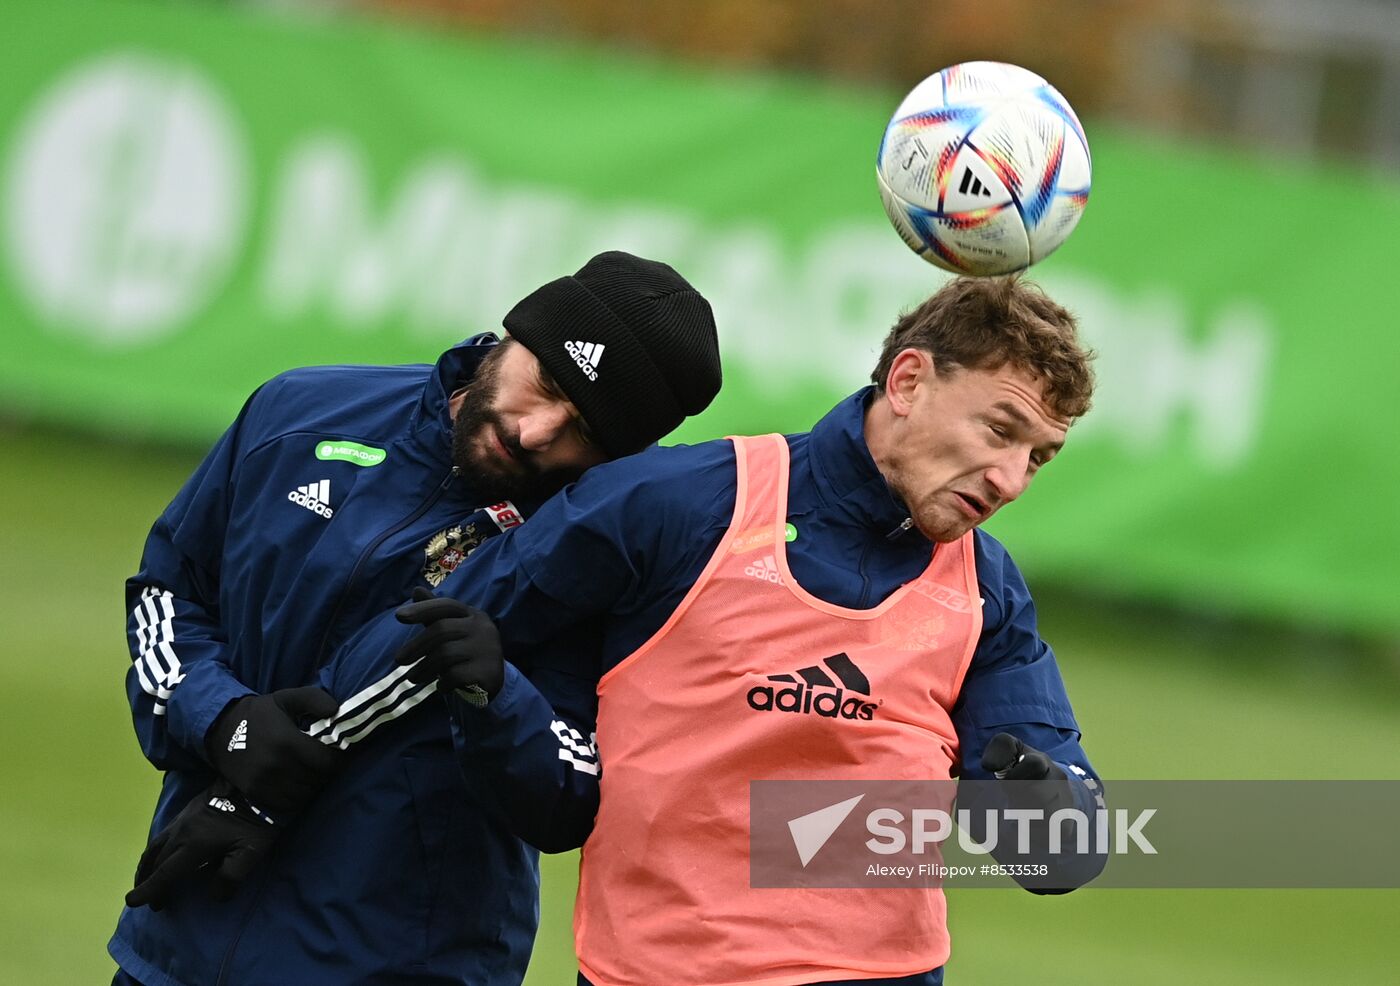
[981,732,1068,782]
[125,781,278,911]
[206,686,342,815]
[980,731,1075,815]
[394,587,505,704]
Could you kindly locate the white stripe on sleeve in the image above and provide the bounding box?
[306,665,440,750]
[131,587,187,712]
[551,720,600,776]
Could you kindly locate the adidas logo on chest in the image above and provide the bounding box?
[288,479,335,519]
[746,653,880,721]
[744,554,782,584]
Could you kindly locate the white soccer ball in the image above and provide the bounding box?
[877,61,1092,276]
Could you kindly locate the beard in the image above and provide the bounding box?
[450,344,587,503]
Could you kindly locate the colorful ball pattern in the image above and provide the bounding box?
[877,61,1092,276]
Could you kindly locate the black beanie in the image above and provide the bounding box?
[503,251,722,457]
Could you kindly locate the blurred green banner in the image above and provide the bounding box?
[2,0,1397,635]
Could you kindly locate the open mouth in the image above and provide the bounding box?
[955,492,986,517]
[491,426,516,463]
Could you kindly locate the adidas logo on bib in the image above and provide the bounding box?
[743,554,782,584]
[746,652,879,721]
[288,479,334,519]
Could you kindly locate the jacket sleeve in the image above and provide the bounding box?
[305,632,604,854]
[448,638,604,853]
[952,534,1106,891]
[308,451,709,845]
[125,396,260,771]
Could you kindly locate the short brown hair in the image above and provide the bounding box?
[871,275,1095,419]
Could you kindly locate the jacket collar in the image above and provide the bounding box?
[807,387,926,542]
[411,333,500,447]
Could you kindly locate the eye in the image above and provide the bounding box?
[537,367,566,399]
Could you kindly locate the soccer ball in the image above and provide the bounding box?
[876,61,1091,276]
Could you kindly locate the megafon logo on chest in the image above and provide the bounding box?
[746,653,878,721]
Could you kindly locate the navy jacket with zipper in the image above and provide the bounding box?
[110,334,568,986]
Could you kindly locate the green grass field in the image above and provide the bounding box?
[2,424,1396,984]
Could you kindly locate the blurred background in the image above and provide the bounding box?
[2,0,1397,982]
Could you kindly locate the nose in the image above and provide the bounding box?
[516,402,573,452]
[984,451,1032,505]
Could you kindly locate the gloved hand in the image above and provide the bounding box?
[981,732,1068,782]
[394,587,505,705]
[980,731,1075,815]
[977,733,1101,893]
[206,686,342,815]
[125,780,278,910]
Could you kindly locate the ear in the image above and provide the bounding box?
[883,348,933,418]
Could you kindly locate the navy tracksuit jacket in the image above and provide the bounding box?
[111,335,575,986]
